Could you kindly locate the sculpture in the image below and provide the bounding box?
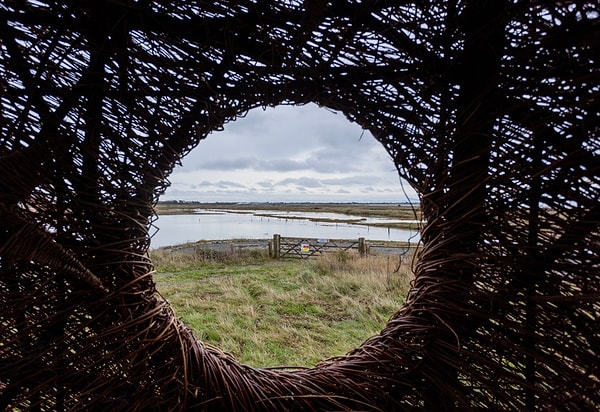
[1,1,598,410]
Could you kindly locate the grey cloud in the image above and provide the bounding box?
[321,175,384,186]
[302,149,362,173]
[190,154,362,174]
[187,156,319,173]
[215,180,246,189]
[278,177,323,188]
[187,180,247,189]
[273,175,400,190]
[163,104,416,203]
[254,158,309,172]
[195,157,256,171]
[211,149,370,174]
[257,180,274,188]
[180,105,390,175]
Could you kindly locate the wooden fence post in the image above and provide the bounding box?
[358,237,366,257]
[273,234,281,259]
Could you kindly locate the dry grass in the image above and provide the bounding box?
[152,248,414,368]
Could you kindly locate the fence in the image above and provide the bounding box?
[269,234,417,259]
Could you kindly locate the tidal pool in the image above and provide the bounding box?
[150,209,420,248]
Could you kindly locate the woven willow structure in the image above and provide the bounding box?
[1,1,599,410]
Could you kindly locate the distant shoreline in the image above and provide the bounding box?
[154,201,422,222]
[152,202,422,249]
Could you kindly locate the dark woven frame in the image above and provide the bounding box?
[1,1,599,410]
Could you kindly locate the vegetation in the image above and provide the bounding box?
[151,247,414,368]
[155,201,421,219]
[154,201,422,231]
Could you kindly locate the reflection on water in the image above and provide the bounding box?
[150,209,419,249]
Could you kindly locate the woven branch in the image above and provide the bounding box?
[1,1,599,410]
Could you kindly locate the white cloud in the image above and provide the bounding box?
[162,104,418,203]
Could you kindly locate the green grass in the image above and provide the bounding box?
[151,248,413,368]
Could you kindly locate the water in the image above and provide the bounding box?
[150,209,419,249]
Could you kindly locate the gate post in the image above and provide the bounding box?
[358,237,366,257]
[273,234,281,259]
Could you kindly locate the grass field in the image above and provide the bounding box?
[151,247,414,368]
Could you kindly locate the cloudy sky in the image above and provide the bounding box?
[161,103,418,203]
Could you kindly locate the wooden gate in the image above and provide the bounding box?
[270,234,366,259]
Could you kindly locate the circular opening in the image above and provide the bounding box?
[151,104,419,367]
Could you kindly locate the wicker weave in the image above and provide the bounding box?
[1,1,598,410]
